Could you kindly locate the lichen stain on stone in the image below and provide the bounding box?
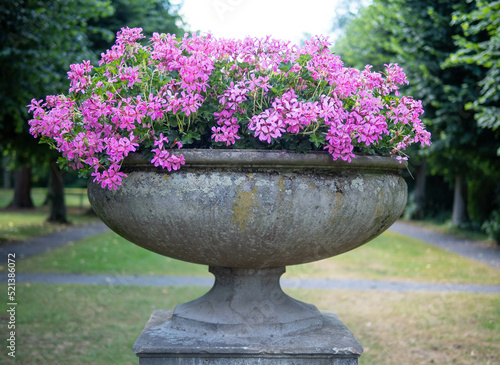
[231,186,259,232]
[374,189,385,217]
[308,181,318,190]
[350,177,364,192]
[277,176,292,195]
[328,191,345,225]
[298,182,309,190]
[278,176,286,190]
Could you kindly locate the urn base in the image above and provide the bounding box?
[171,267,323,337]
[133,309,363,364]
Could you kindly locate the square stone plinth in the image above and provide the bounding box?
[133,310,363,364]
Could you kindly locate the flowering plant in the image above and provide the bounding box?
[28,27,431,190]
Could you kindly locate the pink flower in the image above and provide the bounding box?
[116,27,145,45]
[99,43,125,65]
[249,109,286,143]
[92,164,127,190]
[179,92,202,116]
[211,125,240,145]
[105,134,140,163]
[81,94,106,123]
[147,94,166,120]
[324,122,355,162]
[151,148,185,171]
[67,61,93,93]
[383,63,409,96]
[27,99,44,117]
[153,133,169,148]
[119,66,141,88]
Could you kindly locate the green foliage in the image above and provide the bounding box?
[470,179,500,243]
[334,0,489,179]
[0,0,114,163]
[87,0,185,56]
[467,178,499,222]
[334,0,500,235]
[333,1,395,71]
[445,0,500,149]
[482,210,500,242]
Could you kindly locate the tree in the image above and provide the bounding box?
[334,0,500,228]
[446,0,500,241]
[0,0,113,217]
[446,0,500,146]
[0,0,184,221]
[88,0,185,56]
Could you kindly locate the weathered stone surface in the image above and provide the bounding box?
[134,309,363,365]
[88,150,407,269]
[172,267,322,336]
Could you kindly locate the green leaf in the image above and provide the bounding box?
[180,131,201,145]
[278,60,293,72]
[309,134,326,148]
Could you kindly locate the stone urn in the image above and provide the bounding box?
[88,149,407,364]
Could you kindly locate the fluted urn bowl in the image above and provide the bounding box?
[89,149,407,338]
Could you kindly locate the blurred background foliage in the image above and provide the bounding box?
[334,0,500,242]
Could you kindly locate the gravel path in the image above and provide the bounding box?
[2,220,499,293]
[14,272,500,294]
[0,221,110,260]
[389,221,500,269]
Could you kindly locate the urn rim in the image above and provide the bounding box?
[122,149,407,172]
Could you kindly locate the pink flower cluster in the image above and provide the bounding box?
[28,94,139,190]
[249,89,315,144]
[68,60,93,94]
[151,133,185,171]
[27,27,431,190]
[99,26,145,66]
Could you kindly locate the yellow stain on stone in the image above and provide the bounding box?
[328,191,345,226]
[374,188,385,217]
[231,186,259,232]
[278,176,286,190]
[308,181,318,189]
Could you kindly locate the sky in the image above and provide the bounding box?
[173,0,345,46]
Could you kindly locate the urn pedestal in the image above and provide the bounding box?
[88,150,407,364]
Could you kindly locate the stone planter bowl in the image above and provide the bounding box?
[88,149,407,269]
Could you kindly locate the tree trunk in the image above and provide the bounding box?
[47,160,68,223]
[10,166,34,208]
[451,175,468,226]
[2,156,12,189]
[413,161,427,220]
[3,169,12,189]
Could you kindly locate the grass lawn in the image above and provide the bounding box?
[0,283,498,365]
[0,188,96,243]
[403,218,495,245]
[289,231,500,285]
[0,188,90,210]
[12,230,500,285]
